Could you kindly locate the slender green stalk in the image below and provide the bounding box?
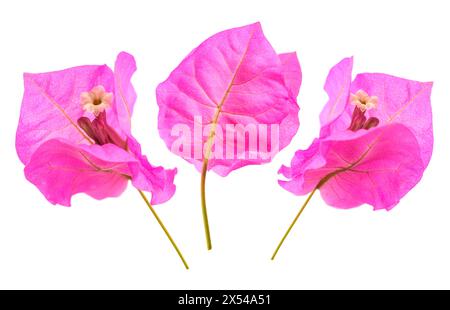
[200,159,212,250]
[271,187,318,260]
[138,189,189,269]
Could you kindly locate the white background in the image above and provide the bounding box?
[0,0,449,289]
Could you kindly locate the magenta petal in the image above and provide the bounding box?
[279,123,424,210]
[278,139,327,195]
[279,52,302,98]
[25,136,177,206]
[157,22,300,176]
[16,65,115,164]
[24,139,133,206]
[319,57,353,131]
[280,57,433,212]
[18,52,178,208]
[109,52,137,136]
[350,73,433,166]
[127,136,177,205]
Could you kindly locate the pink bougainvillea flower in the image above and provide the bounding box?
[156,22,301,249]
[16,52,188,269]
[272,57,433,259]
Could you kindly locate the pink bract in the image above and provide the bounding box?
[279,57,433,210]
[156,22,301,176]
[16,52,176,206]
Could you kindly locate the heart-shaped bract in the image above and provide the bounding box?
[16,52,176,206]
[273,57,433,259]
[156,22,302,249]
[16,52,188,269]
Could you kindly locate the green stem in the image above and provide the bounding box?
[200,159,212,250]
[271,187,318,260]
[138,189,189,269]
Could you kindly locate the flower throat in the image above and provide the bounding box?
[77,85,127,150]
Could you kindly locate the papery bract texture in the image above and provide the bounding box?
[279,57,433,211]
[279,52,302,98]
[16,52,176,206]
[319,57,353,128]
[111,52,137,136]
[16,65,115,163]
[25,139,132,206]
[127,136,177,205]
[157,22,301,176]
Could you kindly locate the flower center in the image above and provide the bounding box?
[80,85,113,115]
[348,89,380,132]
[350,89,378,112]
[77,85,126,149]
[93,98,103,106]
